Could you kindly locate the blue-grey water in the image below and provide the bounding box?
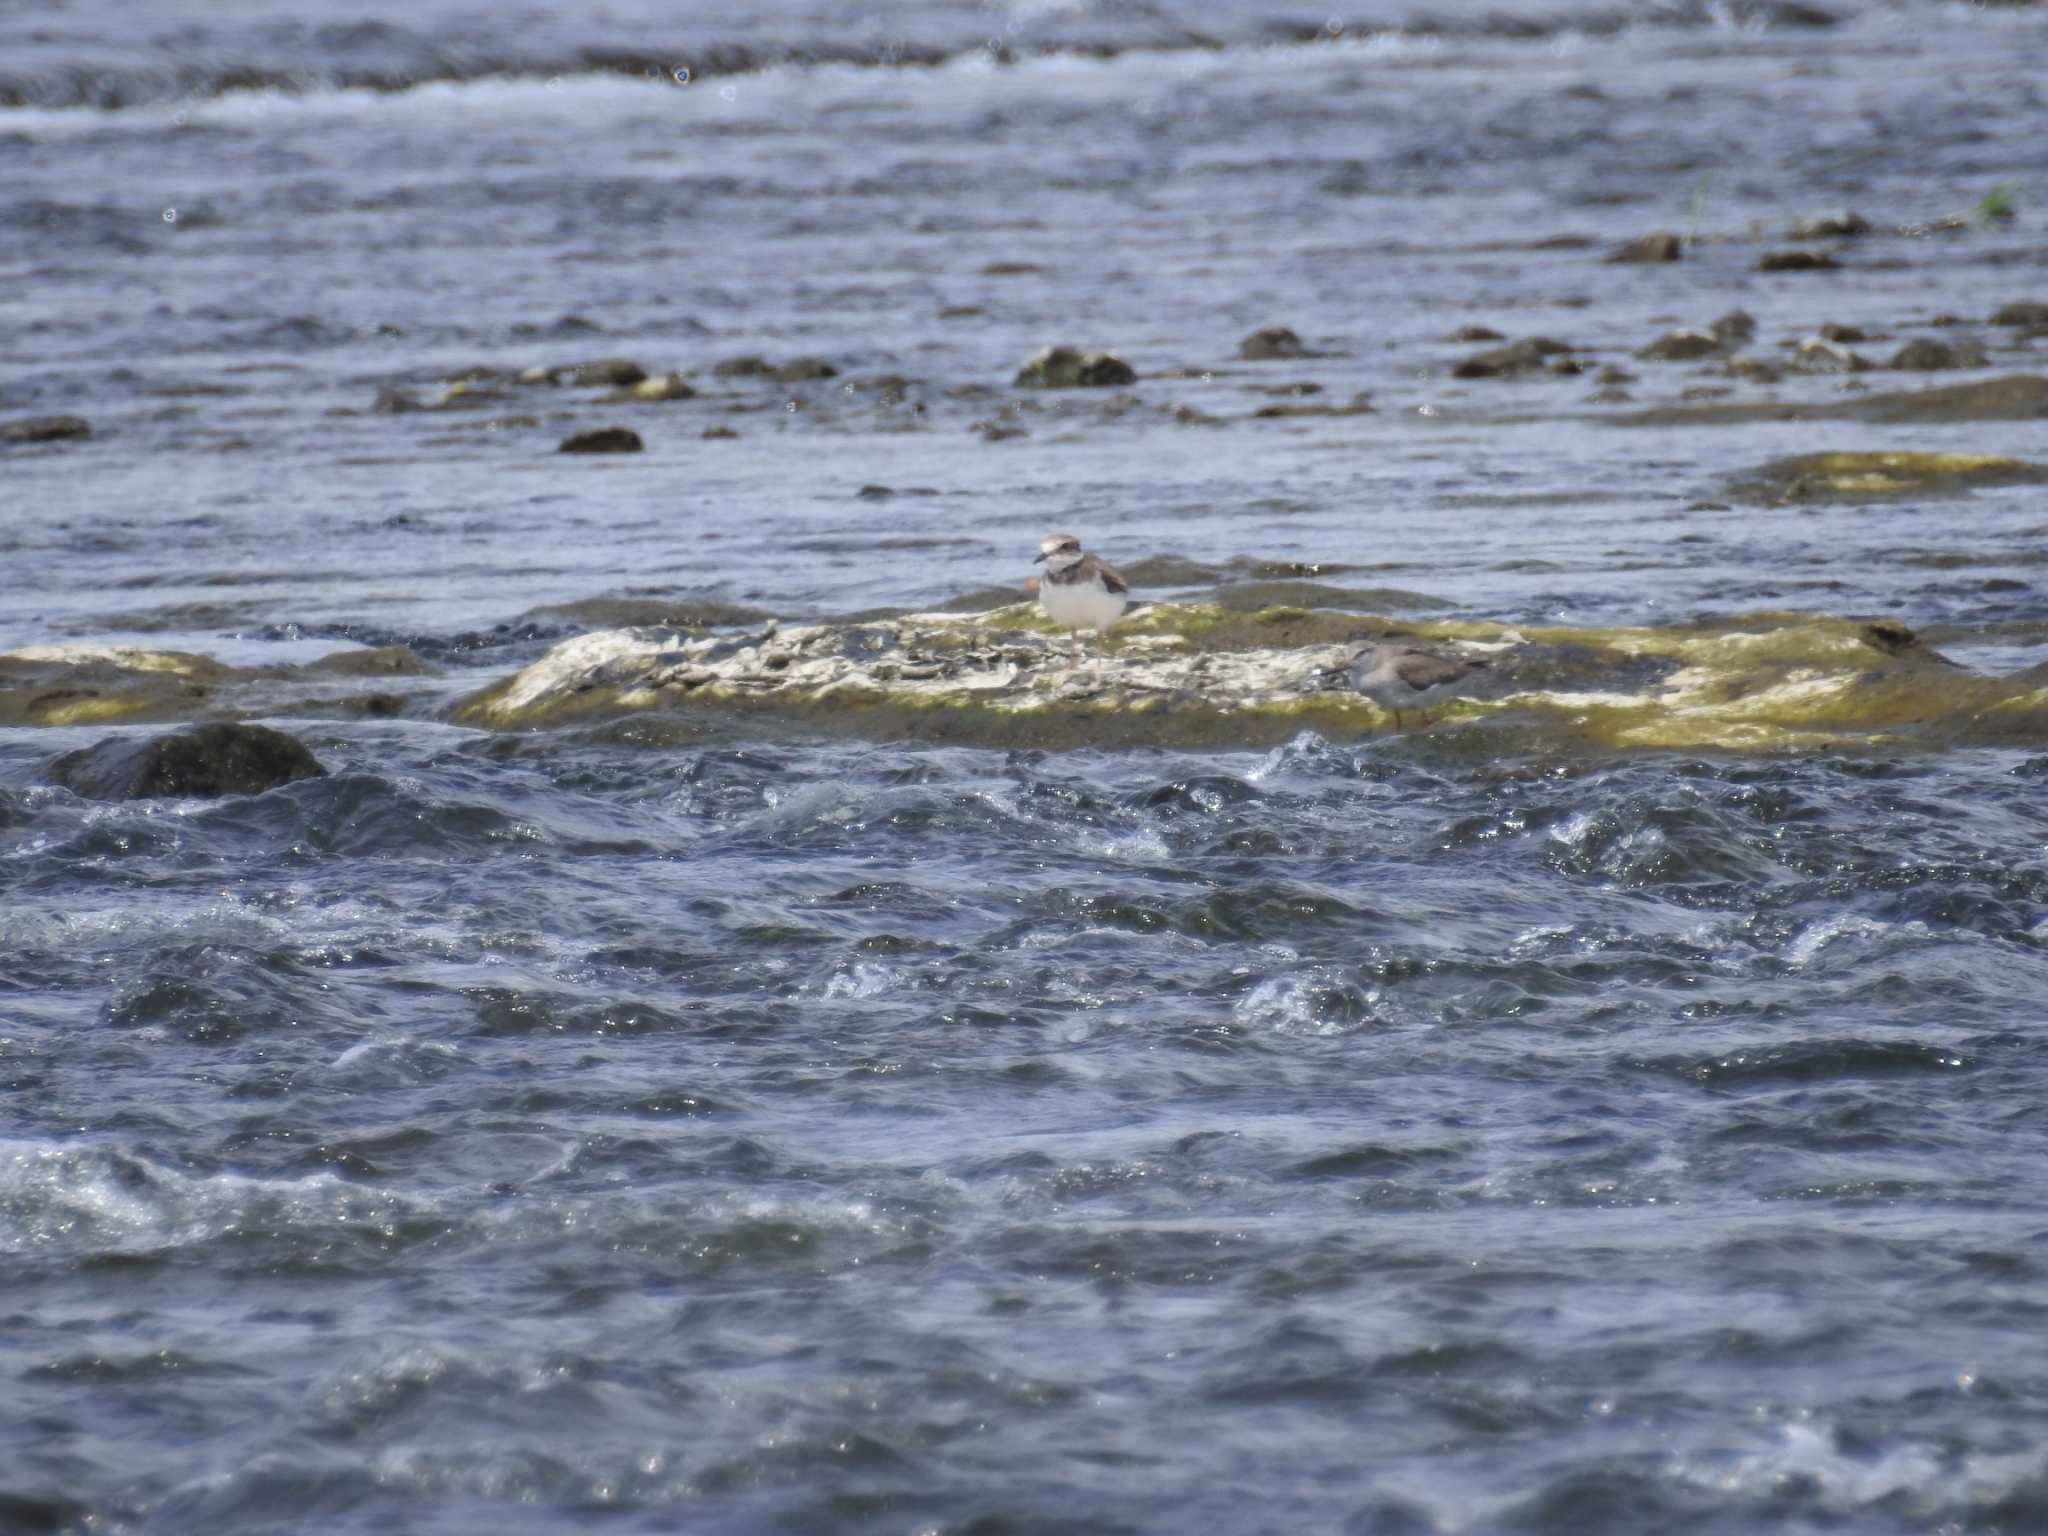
[5,2,2048,1532]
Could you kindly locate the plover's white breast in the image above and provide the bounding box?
[1039,573,1127,633]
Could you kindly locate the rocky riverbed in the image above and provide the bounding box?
[8,6,2048,1535]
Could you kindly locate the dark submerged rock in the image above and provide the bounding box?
[1990,301,2048,328]
[1013,346,1138,388]
[1755,250,1839,272]
[559,427,644,454]
[49,724,327,801]
[773,358,838,382]
[1,415,92,444]
[1238,326,1308,360]
[1604,231,1683,263]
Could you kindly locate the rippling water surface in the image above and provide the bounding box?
[5,1,2048,1531]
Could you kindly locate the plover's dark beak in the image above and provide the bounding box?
[1031,551,1050,563]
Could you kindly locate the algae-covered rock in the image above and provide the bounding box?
[441,602,2042,754]
[48,723,327,801]
[0,645,232,727]
[1014,346,1138,388]
[624,373,696,401]
[1729,451,2048,503]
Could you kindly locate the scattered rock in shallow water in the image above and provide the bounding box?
[48,723,327,801]
[1712,311,1758,347]
[702,425,739,439]
[558,427,644,454]
[1990,301,2048,329]
[304,645,437,678]
[1755,249,1839,273]
[1604,231,1683,263]
[1595,364,1636,385]
[1249,392,1373,419]
[1791,210,1871,239]
[1637,329,1721,362]
[1014,346,1138,388]
[1239,326,1308,359]
[1728,357,1783,383]
[1,415,92,445]
[1818,322,1868,343]
[370,388,425,414]
[1730,450,2048,503]
[1452,337,1573,378]
[774,358,838,382]
[622,373,695,401]
[1787,337,1869,373]
[1890,337,1987,371]
[563,358,648,388]
[1614,373,2048,426]
[712,356,775,377]
[1451,324,1506,343]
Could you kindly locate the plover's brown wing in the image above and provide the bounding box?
[1391,649,1488,693]
[1082,554,1130,594]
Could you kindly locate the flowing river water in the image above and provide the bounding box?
[4,2,2048,1531]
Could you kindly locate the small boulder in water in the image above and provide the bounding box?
[1637,329,1721,362]
[1238,325,1308,359]
[1604,231,1683,264]
[1755,249,1840,272]
[49,723,327,801]
[1013,346,1137,388]
[1787,337,1869,373]
[1452,336,1573,378]
[1890,337,1987,371]
[1790,210,1871,239]
[1,415,92,445]
[623,373,696,401]
[1990,301,2048,329]
[565,358,648,388]
[559,427,644,454]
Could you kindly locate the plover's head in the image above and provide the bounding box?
[1034,532,1083,566]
